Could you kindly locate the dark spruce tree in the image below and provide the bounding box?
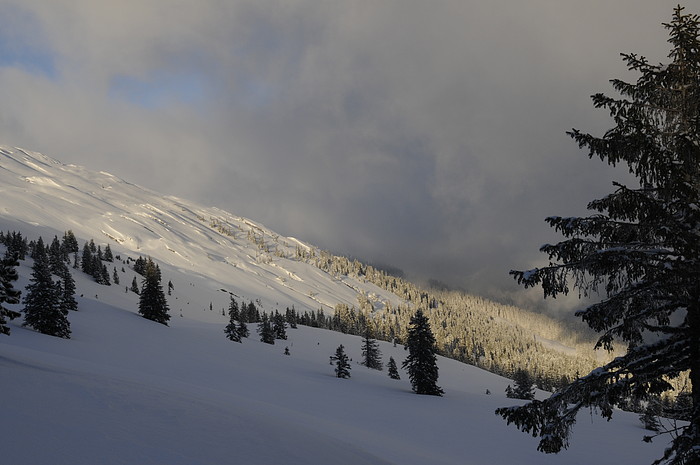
[331,344,351,379]
[387,356,401,380]
[61,230,79,261]
[48,235,63,274]
[0,253,21,336]
[237,319,249,339]
[57,260,78,312]
[137,258,170,325]
[272,311,287,340]
[22,237,70,338]
[505,369,535,400]
[81,242,93,275]
[361,327,383,370]
[257,313,275,344]
[496,7,700,465]
[224,297,242,342]
[402,309,443,396]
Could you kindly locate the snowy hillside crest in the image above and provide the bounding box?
[0,145,668,464]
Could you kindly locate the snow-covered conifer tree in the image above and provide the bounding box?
[402,309,443,396]
[23,237,70,338]
[138,257,170,326]
[224,297,242,342]
[497,7,700,464]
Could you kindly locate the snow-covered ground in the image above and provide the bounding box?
[0,146,668,464]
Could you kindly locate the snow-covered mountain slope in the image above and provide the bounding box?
[0,145,669,464]
[0,145,401,318]
[1,244,667,465]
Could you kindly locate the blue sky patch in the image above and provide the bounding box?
[0,4,57,78]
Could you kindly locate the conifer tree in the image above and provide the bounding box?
[505,369,535,400]
[237,319,249,339]
[224,313,242,343]
[103,244,113,262]
[224,297,241,342]
[137,258,170,325]
[48,235,63,274]
[497,7,700,464]
[0,253,21,336]
[57,260,78,312]
[130,276,140,294]
[272,311,287,340]
[22,237,70,338]
[100,263,111,286]
[257,313,275,344]
[402,309,443,396]
[361,327,383,370]
[61,230,79,260]
[81,242,93,275]
[113,267,120,285]
[228,296,240,321]
[285,306,298,328]
[331,344,351,379]
[387,356,401,380]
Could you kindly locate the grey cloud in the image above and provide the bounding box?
[0,0,682,311]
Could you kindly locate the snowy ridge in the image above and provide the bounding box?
[0,145,402,315]
[0,145,668,464]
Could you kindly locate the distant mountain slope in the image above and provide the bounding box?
[0,145,600,387]
[0,144,672,464]
[0,145,403,316]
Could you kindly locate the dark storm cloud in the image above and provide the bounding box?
[0,0,682,310]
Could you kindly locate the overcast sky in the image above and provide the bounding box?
[0,1,683,311]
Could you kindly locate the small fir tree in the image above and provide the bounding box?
[0,253,21,336]
[285,306,298,328]
[641,398,663,432]
[387,356,401,380]
[237,319,249,339]
[137,258,170,325]
[61,230,79,260]
[48,236,63,274]
[257,313,275,344]
[361,327,383,370]
[331,344,351,379]
[130,276,140,294]
[505,369,535,400]
[272,311,287,340]
[57,260,78,312]
[103,244,113,262]
[402,309,443,396]
[22,238,70,338]
[224,297,242,342]
[81,242,93,275]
